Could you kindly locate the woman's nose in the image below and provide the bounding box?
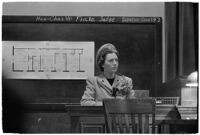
[113,60,118,65]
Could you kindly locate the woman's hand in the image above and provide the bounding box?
[115,96,126,99]
[95,101,103,106]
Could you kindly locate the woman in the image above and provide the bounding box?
[80,43,135,106]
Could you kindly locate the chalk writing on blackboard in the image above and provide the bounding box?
[3,41,94,79]
[2,16,162,23]
[3,16,162,24]
[34,16,162,23]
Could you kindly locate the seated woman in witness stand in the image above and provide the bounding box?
[80,43,135,106]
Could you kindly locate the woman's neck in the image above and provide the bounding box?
[103,72,115,79]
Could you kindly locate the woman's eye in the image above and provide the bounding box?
[108,59,118,63]
[109,59,113,62]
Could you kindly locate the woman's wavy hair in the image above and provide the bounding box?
[96,43,119,72]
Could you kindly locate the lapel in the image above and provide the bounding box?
[97,74,122,91]
[112,74,121,88]
[97,74,112,91]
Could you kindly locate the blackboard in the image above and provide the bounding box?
[2,16,162,100]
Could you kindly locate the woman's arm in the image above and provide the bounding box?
[126,78,136,99]
[80,77,97,106]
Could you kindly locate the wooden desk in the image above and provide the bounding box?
[156,119,198,133]
[6,102,197,133]
[65,105,197,133]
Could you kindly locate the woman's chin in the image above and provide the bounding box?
[112,70,117,73]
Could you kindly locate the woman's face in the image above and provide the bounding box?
[102,53,119,74]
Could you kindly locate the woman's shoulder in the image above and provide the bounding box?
[86,76,96,81]
[87,75,102,83]
[87,74,132,82]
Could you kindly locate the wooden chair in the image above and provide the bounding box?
[103,98,156,133]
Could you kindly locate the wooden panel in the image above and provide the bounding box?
[3,104,197,133]
[3,112,70,133]
[80,117,105,133]
[67,105,197,133]
[80,123,105,133]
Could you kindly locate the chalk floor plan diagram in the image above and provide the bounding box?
[3,41,94,79]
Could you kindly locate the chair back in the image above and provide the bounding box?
[103,98,156,133]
